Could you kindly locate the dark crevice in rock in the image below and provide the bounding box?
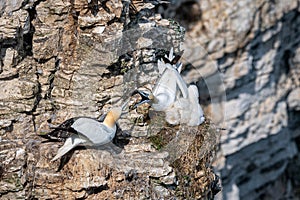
[0,58,2,74]
[286,154,300,198]
[86,184,109,195]
[2,120,16,133]
[270,147,286,158]
[99,0,111,14]
[210,174,222,197]
[22,13,34,57]
[87,0,99,16]
[0,164,4,180]
[79,24,98,31]
[107,16,122,26]
[105,53,134,77]
[73,184,109,199]
[31,114,38,132]
[31,69,44,131]
[57,27,64,52]
[288,110,300,130]
[33,55,56,64]
[0,73,19,81]
[23,0,46,58]
[236,175,250,185]
[224,127,249,145]
[0,38,18,48]
[280,50,292,75]
[20,152,29,196]
[125,169,138,182]
[65,0,81,66]
[295,136,300,152]
[260,160,286,174]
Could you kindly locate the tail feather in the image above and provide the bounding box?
[188,85,205,126]
[188,85,199,100]
[51,135,85,162]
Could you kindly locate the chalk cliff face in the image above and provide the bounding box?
[0,0,220,199]
[161,0,300,199]
[1,0,299,199]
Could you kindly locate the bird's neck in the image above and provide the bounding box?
[103,111,116,128]
[103,115,116,128]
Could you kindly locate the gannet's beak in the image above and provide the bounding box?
[132,90,151,109]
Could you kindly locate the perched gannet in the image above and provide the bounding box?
[134,49,188,111]
[134,48,205,126]
[40,107,123,161]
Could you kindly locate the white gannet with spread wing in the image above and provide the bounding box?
[134,48,205,126]
[134,48,188,110]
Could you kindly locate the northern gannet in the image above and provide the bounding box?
[134,48,188,111]
[134,48,205,126]
[40,107,123,161]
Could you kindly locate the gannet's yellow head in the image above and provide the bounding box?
[103,107,122,128]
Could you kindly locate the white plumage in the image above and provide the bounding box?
[152,62,188,111]
[135,48,205,126]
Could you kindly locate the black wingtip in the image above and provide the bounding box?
[38,132,65,142]
[38,120,77,142]
[171,54,182,65]
[161,56,170,64]
[161,50,183,65]
[38,133,51,139]
[131,90,151,109]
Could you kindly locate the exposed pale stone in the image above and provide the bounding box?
[225,93,252,120]
[0,9,28,38]
[287,88,300,111]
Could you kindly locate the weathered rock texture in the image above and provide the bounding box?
[0,0,220,199]
[160,0,300,199]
